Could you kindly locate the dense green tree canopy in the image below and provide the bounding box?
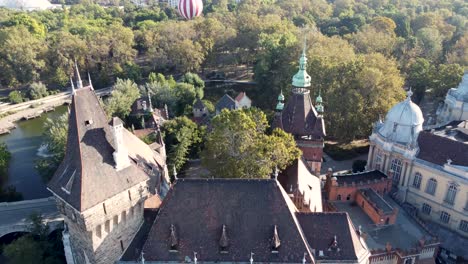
[104,78,141,119]
[202,109,301,178]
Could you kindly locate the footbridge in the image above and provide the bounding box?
[0,197,63,237]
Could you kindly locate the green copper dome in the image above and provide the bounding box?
[316,104,324,113]
[292,51,311,88]
[278,91,285,101]
[276,102,284,111]
[316,93,322,104]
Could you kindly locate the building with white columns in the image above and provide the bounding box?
[367,89,468,238]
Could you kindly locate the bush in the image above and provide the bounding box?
[8,91,24,104]
[28,82,49,100]
[352,160,367,173]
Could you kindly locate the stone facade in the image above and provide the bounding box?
[56,181,150,264]
[437,71,468,125]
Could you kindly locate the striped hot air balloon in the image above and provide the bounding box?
[178,0,203,20]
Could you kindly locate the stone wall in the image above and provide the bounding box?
[55,180,150,264]
[355,190,398,225]
[327,177,391,202]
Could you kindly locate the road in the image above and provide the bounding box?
[0,197,61,237]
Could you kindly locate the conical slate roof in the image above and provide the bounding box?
[48,86,167,212]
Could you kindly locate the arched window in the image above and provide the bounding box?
[444,184,458,205]
[440,211,450,224]
[375,150,383,170]
[390,159,402,185]
[337,194,342,201]
[346,194,351,201]
[412,173,422,189]
[425,178,437,195]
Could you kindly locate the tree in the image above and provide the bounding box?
[406,58,435,103]
[105,78,141,119]
[180,72,205,99]
[8,91,24,104]
[35,113,68,182]
[3,214,65,264]
[0,143,11,183]
[201,109,301,178]
[29,82,49,100]
[163,117,203,171]
[0,26,46,86]
[430,63,464,100]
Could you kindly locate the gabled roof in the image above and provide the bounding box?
[296,212,368,261]
[280,91,325,137]
[417,131,468,166]
[193,98,205,110]
[139,179,314,263]
[235,92,250,102]
[48,87,167,212]
[215,94,237,112]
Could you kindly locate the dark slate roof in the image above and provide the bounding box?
[358,189,393,213]
[215,94,237,112]
[417,131,468,166]
[334,170,387,185]
[193,98,205,110]
[296,212,368,261]
[279,91,325,137]
[48,87,167,212]
[140,179,314,263]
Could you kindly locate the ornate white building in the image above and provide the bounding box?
[367,89,468,238]
[437,70,468,124]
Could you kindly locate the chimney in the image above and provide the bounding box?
[385,242,392,252]
[110,117,130,170]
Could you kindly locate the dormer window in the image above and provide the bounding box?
[85,119,93,126]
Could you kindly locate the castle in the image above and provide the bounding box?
[47,67,170,264]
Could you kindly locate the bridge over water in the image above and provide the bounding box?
[0,197,63,238]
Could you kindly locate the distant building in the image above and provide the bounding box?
[235,92,252,109]
[130,95,168,128]
[0,0,54,10]
[215,92,252,114]
[273,47,325,175]
[215,94,238,114]
[367,89,468,239]
[167,0,178,8]
[193,98,208,118]
[48,66,170,264]
[437,70,468,124]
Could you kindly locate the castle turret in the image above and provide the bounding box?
[272,40,326,175]
[47,85,169,264]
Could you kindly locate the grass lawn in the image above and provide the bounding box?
[324,139,369,161]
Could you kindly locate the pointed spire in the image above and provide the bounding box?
[148,91,154,113]
[292,35,311,89]
[219,225,229,251]
[250,252,254,264]
[140,251,145,264]
[74,60,83,89]
[406,87,413,101]
[272,166,279,180]
[271,225,281,251]
[315,89,324,114]
[70,76,76,95]
[88,72,94,90]
[173,166,178,180]
[193,252,197,264]
[170,224,178,250]
[329,235,338,250]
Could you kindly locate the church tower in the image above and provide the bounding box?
[273,44,326,175]
[47,67,169,264]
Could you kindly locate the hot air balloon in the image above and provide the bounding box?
[178,0,203,20]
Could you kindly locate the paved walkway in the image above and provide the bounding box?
[320,153,369,175]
